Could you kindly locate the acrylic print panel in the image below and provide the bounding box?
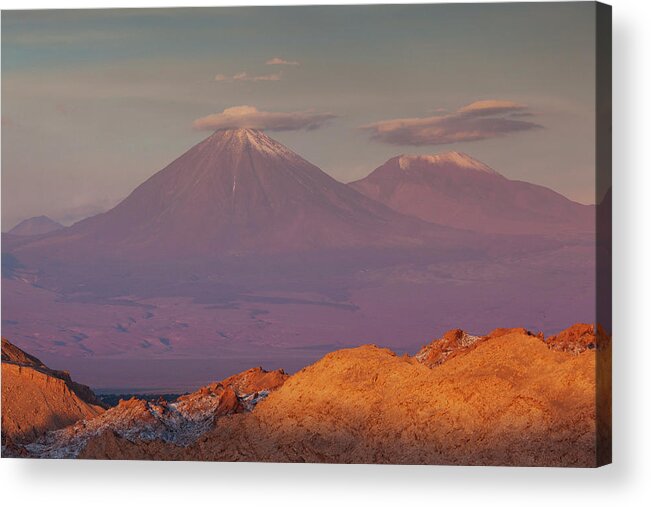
[1,2,611,466]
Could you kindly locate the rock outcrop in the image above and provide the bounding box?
[1,338,105,445]
[414,324,600,369]
[413,328,484,367]
[546,323,598,354]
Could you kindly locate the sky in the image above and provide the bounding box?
[2,3,598,230]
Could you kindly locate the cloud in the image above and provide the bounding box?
[193,106,337,132]
[456,100,528,117]
[361,100,543,146]
[214,72,282,82]
[213,57,299,83]
[266,57,300,66]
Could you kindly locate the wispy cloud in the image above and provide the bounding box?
[213,57,298,83]
[193,105,337,132]
[266,57,300,66]
[361,100,542,146]
[214,71,282,82]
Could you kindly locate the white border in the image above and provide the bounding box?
[1,0,650,505]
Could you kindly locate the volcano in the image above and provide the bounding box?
[349,152,594,236]
[8,129,458,261]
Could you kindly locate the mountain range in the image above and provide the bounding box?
[6,129,466,261]
[1,129,597,390]
[5,129,592,263]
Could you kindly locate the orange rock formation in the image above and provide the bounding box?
[77,328,602,466]
[4,326,609,467]
[1,338,105,445]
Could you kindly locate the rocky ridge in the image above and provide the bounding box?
[414,323,600,368]
[25,366,287,458]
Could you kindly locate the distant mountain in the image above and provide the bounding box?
[349,152,594,236]
[8,129,465,261]
[8,216,64,236]
[1,338,105,445]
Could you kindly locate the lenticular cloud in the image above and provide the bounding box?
[193,106,337,132]
[361,100,542,146]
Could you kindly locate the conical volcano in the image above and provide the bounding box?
[349,152,594,236]
[9,129,444,260]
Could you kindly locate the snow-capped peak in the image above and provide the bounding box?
[397,152,498,175]
[206,127,303,161]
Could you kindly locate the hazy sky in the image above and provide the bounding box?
[2,3,598,230]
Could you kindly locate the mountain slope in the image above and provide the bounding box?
[1,338,105,445]
[349,152,594,236]
[8,216,64,236]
